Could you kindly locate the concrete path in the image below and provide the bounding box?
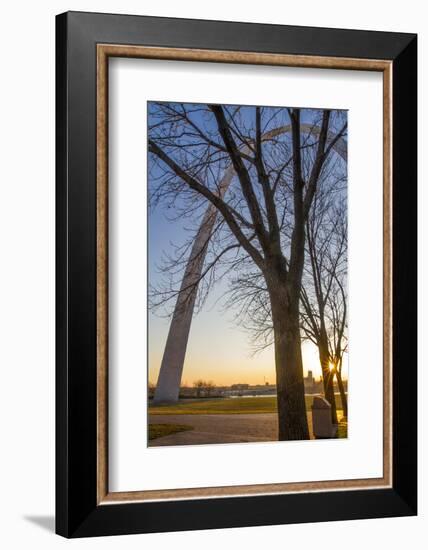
[149,413,314,446]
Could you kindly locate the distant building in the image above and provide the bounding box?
[304,370,323,393]
[230,383,249,390]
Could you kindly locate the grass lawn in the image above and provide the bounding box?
[148,423,194,440]
[337,417,348,439]
[149,395,344,415]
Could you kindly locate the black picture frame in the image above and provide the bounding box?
[56,11,417,538]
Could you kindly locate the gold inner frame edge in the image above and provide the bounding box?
[96,44,393,504]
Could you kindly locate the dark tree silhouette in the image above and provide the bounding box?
[225,149,348,421]
[300,186,348,422]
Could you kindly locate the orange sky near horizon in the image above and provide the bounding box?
[148,316,348,387]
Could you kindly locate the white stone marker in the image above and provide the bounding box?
[311,396,338,438]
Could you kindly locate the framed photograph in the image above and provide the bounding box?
[56,11,417,538]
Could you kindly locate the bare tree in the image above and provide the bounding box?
[148,102,346,440]
[334,358,348,419]
[148,380,156,399]
[225,152,348,422]
[300,178,348,423]
[191,379,216,398]
[204,381,216,397]
[193,379,205,398]
[325,263,348,418]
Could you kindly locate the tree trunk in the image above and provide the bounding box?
[318,342,338,425]
[336,370,348,418]
[270,285,309,441]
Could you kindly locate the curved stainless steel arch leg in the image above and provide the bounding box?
[152,165,235,403]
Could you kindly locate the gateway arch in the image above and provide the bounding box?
[153,124,347,404]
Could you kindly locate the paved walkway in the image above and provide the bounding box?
[149,413,314,446]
